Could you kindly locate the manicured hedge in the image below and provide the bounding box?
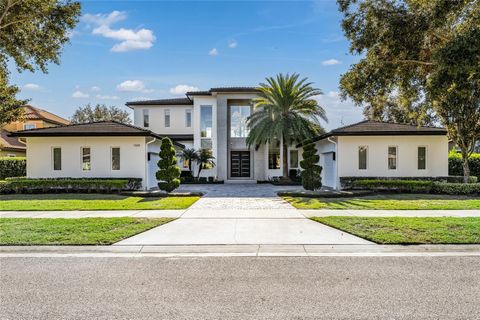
[0,157,26,179]
[350,179,480,195]
[0,177,142,194]
[449,152,480,178]
[340,176,477,189]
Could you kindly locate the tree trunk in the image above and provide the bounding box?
[197,164,202,179]
[461,149,471,183]
[282,139,289,178]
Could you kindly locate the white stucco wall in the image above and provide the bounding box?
[337,135,449,178]
[132,105,194,135]
[26,136,148,188]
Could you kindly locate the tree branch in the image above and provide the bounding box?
[0,0,22,28]
[0,17,28,30]
[389,59,435,66]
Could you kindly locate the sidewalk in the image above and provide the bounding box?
[300,209,480,217]
[1,244,479,257]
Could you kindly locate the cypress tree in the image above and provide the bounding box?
[300,143,322,191]
[156,138,181,192]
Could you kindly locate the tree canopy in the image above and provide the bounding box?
[0,0,81,126]
[70,104,132,124]
[338,0,480,181]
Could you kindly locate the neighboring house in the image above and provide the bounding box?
[297,120,449,189]
[10,88,449,190]
[0,105,70,157]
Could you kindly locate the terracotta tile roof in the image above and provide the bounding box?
[297,120,447,147]
[0,130,26,152]
[23,105,70,125]
[9,121,185,148]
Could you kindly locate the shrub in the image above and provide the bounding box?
[432,182,480,195]
[340,176,477,189]
[449,152,480,178]
[156,138,181,193]
[351,180,434,192]
[300,143,322,191]
[0,157,26,179]
[0,178,132,194]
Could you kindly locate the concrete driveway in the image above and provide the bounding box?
[116,184,371,245]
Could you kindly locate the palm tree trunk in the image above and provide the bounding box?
[282,139,289,178]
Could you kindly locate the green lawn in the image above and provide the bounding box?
[0,194,200,211]
[312,217,480,244]
[0,217,173,245]
[284,194,480,210]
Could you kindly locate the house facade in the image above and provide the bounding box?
[11,87,449,190]
[1,105,70,157]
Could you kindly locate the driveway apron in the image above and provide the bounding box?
[115,184,371,245]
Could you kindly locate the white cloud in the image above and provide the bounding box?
[228,40,238,48]
[169,84,199,95]
[91,86,101,92]
[314,91,363,130]
[72,90,89,98]
[96,94,119,100]
[209,48,219,56]
[116,80,153,93]
[23,83,41,91]
[82,11,155,52]
[322,59,341,66]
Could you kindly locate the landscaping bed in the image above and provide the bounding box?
[0,193,200,211]
[284,194,480,210]
[312,216,480,244]
[0,217,173,245]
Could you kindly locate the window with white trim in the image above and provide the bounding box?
[111,147,120,170]
[358,146,367,170]
[164,109,170,127]
[23,123,36,130]
[388,146,397,170]
[289,149,299,169]
[81,147,91,171]
[53,147,61,171]
[143,109,149,127]
[185,109,192,127]
[418,146,426,170]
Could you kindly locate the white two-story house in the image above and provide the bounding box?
[12,86,449,190]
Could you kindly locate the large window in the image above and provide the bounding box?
[164,109,170,127]
[143,109,149,127]
[53,147,61,171]
[388,146,397,170]
[418,146,426,170]
[200,105,212,151]
[289,149,299,169]
[230,105,251,138]
[268,139,281,169]
[111,147,120,170]
[81,147,91,171]
[185,109,192,127]
[358,146,367,170]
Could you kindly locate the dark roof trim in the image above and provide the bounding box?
[126,97,193,106]
[296,120,447,147]
[186,87,260,96]
[8,121,186,148]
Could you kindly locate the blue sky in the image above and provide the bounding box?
[10,0,364,130]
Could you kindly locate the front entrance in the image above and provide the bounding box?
[230,151,250,178]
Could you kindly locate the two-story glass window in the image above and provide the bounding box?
[418,146,426,170]
[185,109,192,127]
[143,109,149,127]
[388,146,397,170]
[164,109,170,127]
[230,105,251,138]
[111,147,120,170]
[81,147,91,171]
[53,147,61,170]
[200,105,212,150]
[358,146,367,170]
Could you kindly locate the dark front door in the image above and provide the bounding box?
[230,151,250,178]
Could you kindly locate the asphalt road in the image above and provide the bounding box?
[1,256,479,320]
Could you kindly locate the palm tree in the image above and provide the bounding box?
[181,148,198,176]
[196,149,216,178]
[246,73,327,178]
